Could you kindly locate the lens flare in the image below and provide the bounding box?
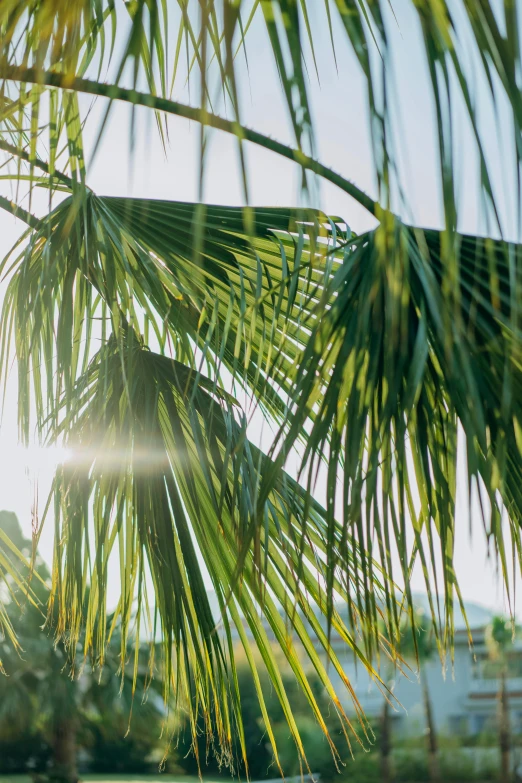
[11,443,73,475]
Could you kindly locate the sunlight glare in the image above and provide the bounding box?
[11,443,73,476]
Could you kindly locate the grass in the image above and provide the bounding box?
[0,777,224,783]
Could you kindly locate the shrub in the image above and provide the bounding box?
[0,732,52,774]
[441,751,498,782]
[338,752,381,783]
[81,714,161,774]
[394,752,429,781]
[272,716,340,779]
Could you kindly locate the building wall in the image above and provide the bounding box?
[323,631,522,737]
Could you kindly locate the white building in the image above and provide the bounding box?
[207,590,522,738]
[324,596,522,738]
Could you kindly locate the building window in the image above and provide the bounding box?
[472,652,522,680]
[473,714,492,734]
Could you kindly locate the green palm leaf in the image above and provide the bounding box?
[0,190,349,437]
[48,326,384,771]
[0,186,400,769]
[262,217,522,653]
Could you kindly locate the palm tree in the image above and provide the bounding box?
[379,687,393,783]
[0,1,521,775]
[486,616,516,783]
[400,609,440,783]
[0,511,164,783]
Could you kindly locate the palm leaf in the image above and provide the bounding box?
[47,326,387,772]
[0,191,397,769]
[0,190,350,438]
[261,216,522,655]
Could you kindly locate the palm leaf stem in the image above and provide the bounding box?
[0,64,377,217]
[0,195,40,228]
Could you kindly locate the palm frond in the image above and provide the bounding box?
[47,326,387,772]
[0,190,391,768]
[262,216,522,655]
[0,190,350,438]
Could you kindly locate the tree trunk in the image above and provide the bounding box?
[380,698,392,783]
[422,675,441,783]
[499,666,511,783]
[50,719,78,783]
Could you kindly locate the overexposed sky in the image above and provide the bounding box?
[0,1,519,617]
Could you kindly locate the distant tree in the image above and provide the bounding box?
[0,511,164,783]
[379,695,393,783]
[486,616,516,783]
[400,609,441,783]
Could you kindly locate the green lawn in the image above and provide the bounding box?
[0,777,225,783]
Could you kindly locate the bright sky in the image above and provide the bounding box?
[0,1,519,617]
